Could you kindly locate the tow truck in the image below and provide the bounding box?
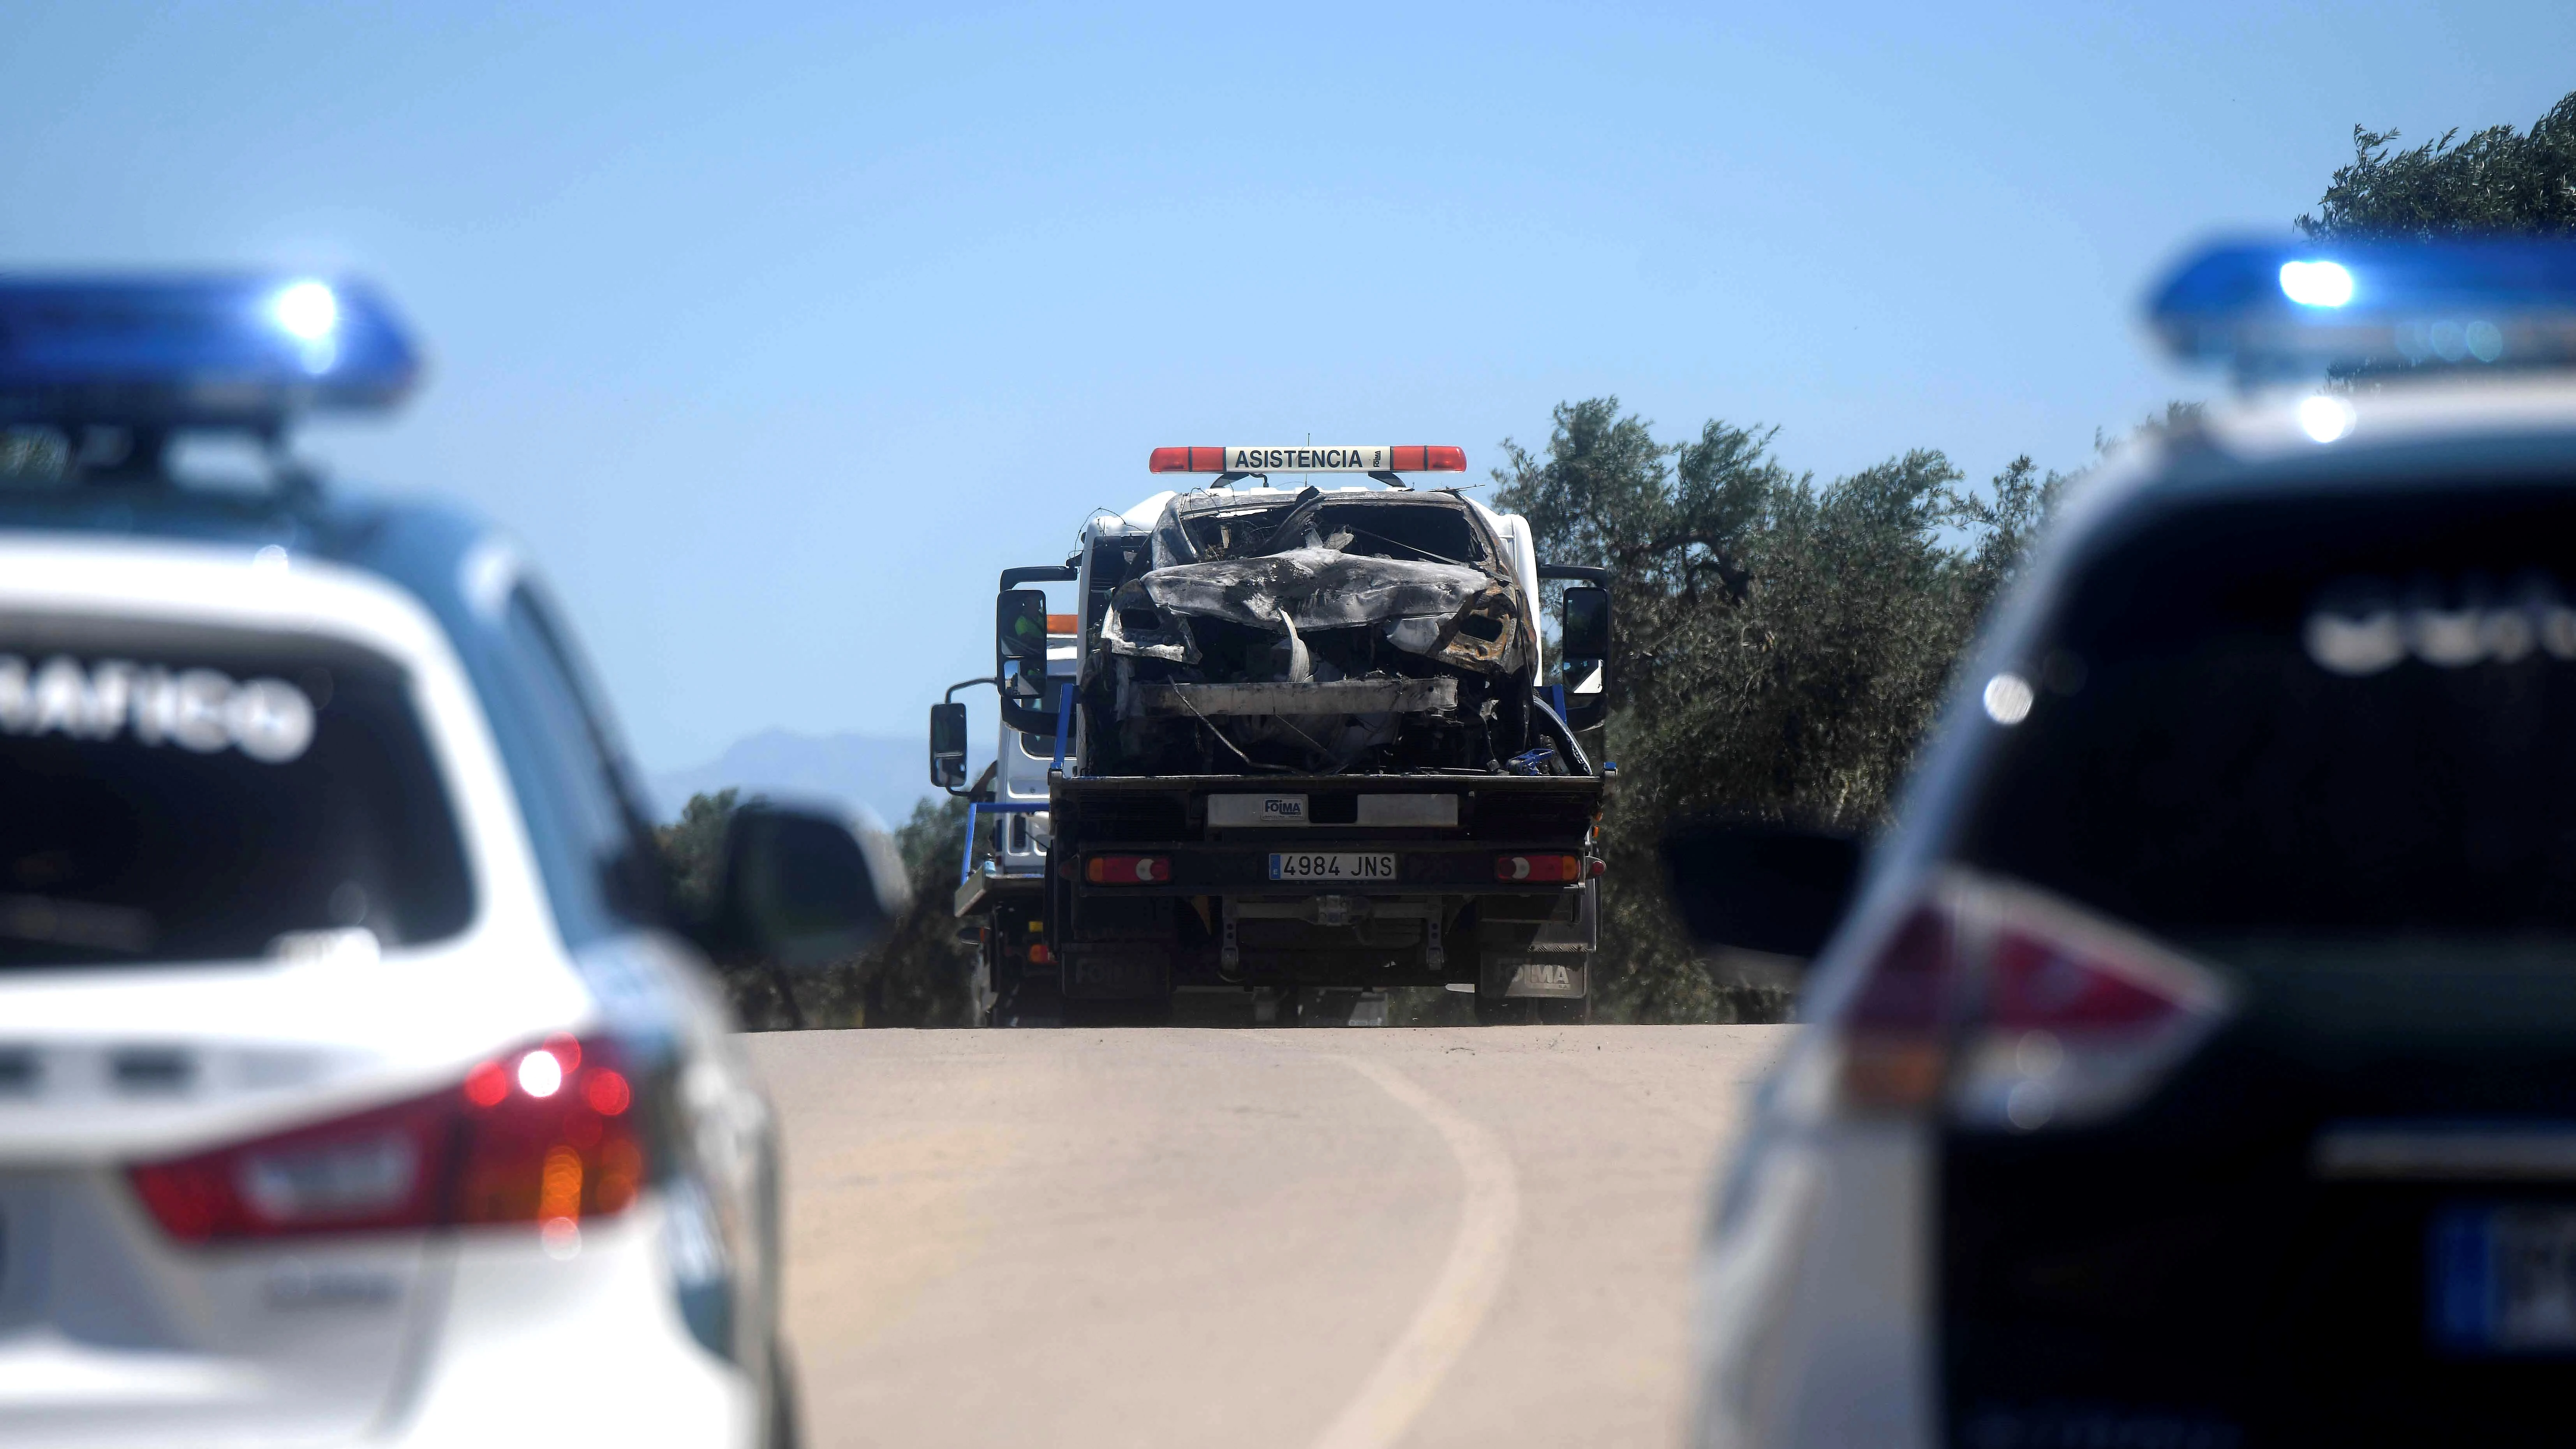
[931,445,1613,1025]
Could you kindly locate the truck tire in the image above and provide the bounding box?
[1473,995,1591,1026]
[992,974,1062,1028]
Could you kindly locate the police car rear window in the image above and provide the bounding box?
[1962,484,2576,936]
[0,624,472,966]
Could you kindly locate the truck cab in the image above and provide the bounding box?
[937,445,1612,1025]
[941,611,1077,1023]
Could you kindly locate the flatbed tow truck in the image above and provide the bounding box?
[932,445,1612,1025]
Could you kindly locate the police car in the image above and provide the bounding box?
[0,277,900,1447]
[1677,239,2576,1447]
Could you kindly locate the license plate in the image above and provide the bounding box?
[2432,1204,2576,1353]
[1267,852,1397,881]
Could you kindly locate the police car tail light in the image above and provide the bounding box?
[451,1036,648,1230]
[1945,882,2231,1132]
[1828,903,1958,1112]
[128,1035,646,1244]
[1085,855,1168,885]
[1822,874,2231,1125]
[129,1092,458,1242]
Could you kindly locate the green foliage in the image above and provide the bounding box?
[656,787,738,925]
[2299,92,2576,240]
[1496,401,2064,1022]
[858,796,981,1027]
[656,790,979,1029]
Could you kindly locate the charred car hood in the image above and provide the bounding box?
[1134,547,1489,629]
[1106,546,1528,674]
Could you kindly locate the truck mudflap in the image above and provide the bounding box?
[1058,944,1171,1000]
[1529,878,1599,953]
[1490,957,1588,999]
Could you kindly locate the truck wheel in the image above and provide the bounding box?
[993,975,1062,1028]
[967,948,996,1027]
[1473,995,1591,1026]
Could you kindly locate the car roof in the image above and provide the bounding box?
[2079,373,2576,522]
[0,483,495,632]
[1879,370,2576,885]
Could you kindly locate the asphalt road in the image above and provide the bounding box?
[748,1024,1792,1449]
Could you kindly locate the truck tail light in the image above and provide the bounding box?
[1496,853,1582,882]
[128,1036,646,1245]
[1086,855,1169,884]
[1819,872,2232,1130]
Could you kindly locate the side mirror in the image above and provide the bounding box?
[998,588,1049,669]
[1560,585,1611,731]
[716,802,908,972]
[995,588,1059,736]
[929,702,968,790]
[1660,820,1861,962]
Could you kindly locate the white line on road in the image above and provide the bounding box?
[1308,1056,1522,1449]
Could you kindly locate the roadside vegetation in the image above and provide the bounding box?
[1496,409,2065,1021]
[659,789,981,1029]
[671,88,2576,1028]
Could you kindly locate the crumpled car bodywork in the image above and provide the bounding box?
[1103,546,1528,677]
[1086,488,1561,776]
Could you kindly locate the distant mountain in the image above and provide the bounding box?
[649,728,968,829]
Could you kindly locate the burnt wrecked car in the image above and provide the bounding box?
[934,447,1617,1025]
[1096,485,1550,775]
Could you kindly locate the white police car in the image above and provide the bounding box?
[0,277,900,1447]
[1676,239,2576,1448]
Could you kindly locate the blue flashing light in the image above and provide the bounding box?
[2276,259,2354,309]
[0,274,421,429]
[2148,237,2576,374]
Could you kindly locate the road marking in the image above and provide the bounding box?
[1310,1057,1522,1449]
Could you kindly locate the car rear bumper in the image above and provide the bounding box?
[1692,1114,1934,1449]
[381,1207,755,1449]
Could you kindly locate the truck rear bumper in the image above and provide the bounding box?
[1045,774,1605,999]
[1057,880,1593,998]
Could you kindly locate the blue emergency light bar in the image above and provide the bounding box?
[2149,238,2576,375]
[0,274,420,430]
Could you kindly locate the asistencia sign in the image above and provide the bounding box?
[1224,446,1394,472]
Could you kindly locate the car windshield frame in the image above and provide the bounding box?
[1151,490,1499,573]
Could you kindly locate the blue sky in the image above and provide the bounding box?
[4,1,2571,770]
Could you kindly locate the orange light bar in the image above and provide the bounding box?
[1148,445,1466,474]
[1150,446,1228,473]
[1387,445,1467,472]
